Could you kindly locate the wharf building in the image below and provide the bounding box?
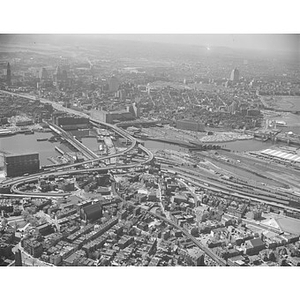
[53,116,89,130]
[176,119,205,132]
[4,153,40,177]
[90,107,136,124]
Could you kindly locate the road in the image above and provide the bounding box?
[1,120,137,186]
[0,90,155,194]
[48,122,98,160]
[111,180,227,266]
[13,243,54,267]
[5,144,153,197]
[162,166,300,213]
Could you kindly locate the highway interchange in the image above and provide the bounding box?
[1,89,300,266]
[0,90,229,266]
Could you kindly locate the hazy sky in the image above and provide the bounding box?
[0,34,299,56]
[103,34,299,54]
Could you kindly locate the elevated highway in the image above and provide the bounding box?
[8,144,153,197]
[0,110,139,187]
[0,89,155,198]
[48,123,98,160]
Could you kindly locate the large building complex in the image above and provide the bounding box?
[176,119,205,132]
[54,116,89,130]
[4,153,40,177]
[90,108,135,124]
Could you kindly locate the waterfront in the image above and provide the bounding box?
[261,96,300,112]
[0,130,105,170]
[0,132,61,167]
[0,132,277,171]
[145,138,274,153]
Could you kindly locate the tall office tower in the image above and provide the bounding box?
[128,102,140,118]
[230,68,240,82]
[39,67,49,81]
[55,66,62,82]
[6,62,11,85]
[108,76,120,92]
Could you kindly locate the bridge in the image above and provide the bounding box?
[48,122,98,160]
[3,144,153,197]
[0,113,140,188]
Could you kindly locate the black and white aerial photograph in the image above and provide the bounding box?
[1,0,299,299]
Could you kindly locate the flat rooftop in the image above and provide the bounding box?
[260,149,300,162]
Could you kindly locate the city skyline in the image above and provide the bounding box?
[1,0,300,295]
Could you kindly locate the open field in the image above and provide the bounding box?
[262,96,300,112]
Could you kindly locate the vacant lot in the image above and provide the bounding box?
[262,96,300,112]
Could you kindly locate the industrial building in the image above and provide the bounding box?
[4,152,40,177]
[176,119,205,132]
[54,116,89,130]
[90,108,135,124]
[259,149,300,163]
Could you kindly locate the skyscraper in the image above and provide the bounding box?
[230,68,240,82]
[6,62,11,85]
[55,66,62,82]
[39,67,49,81]
[108,76,119,92]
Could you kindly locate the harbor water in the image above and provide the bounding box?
[0,132,61,167]
[0,129,285,170]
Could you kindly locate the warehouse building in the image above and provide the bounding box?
[4,153,40,177]
[176,119,205,132]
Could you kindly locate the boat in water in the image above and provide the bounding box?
[37,138,48,141]
[24,130,34,135]
[48,136,58,142]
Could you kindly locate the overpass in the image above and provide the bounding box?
[48,122,98,160]
[0,117,138,187]
[8,144,153,197]
[0,89,154,195]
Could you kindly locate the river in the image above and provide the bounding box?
[0,130,285,170]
